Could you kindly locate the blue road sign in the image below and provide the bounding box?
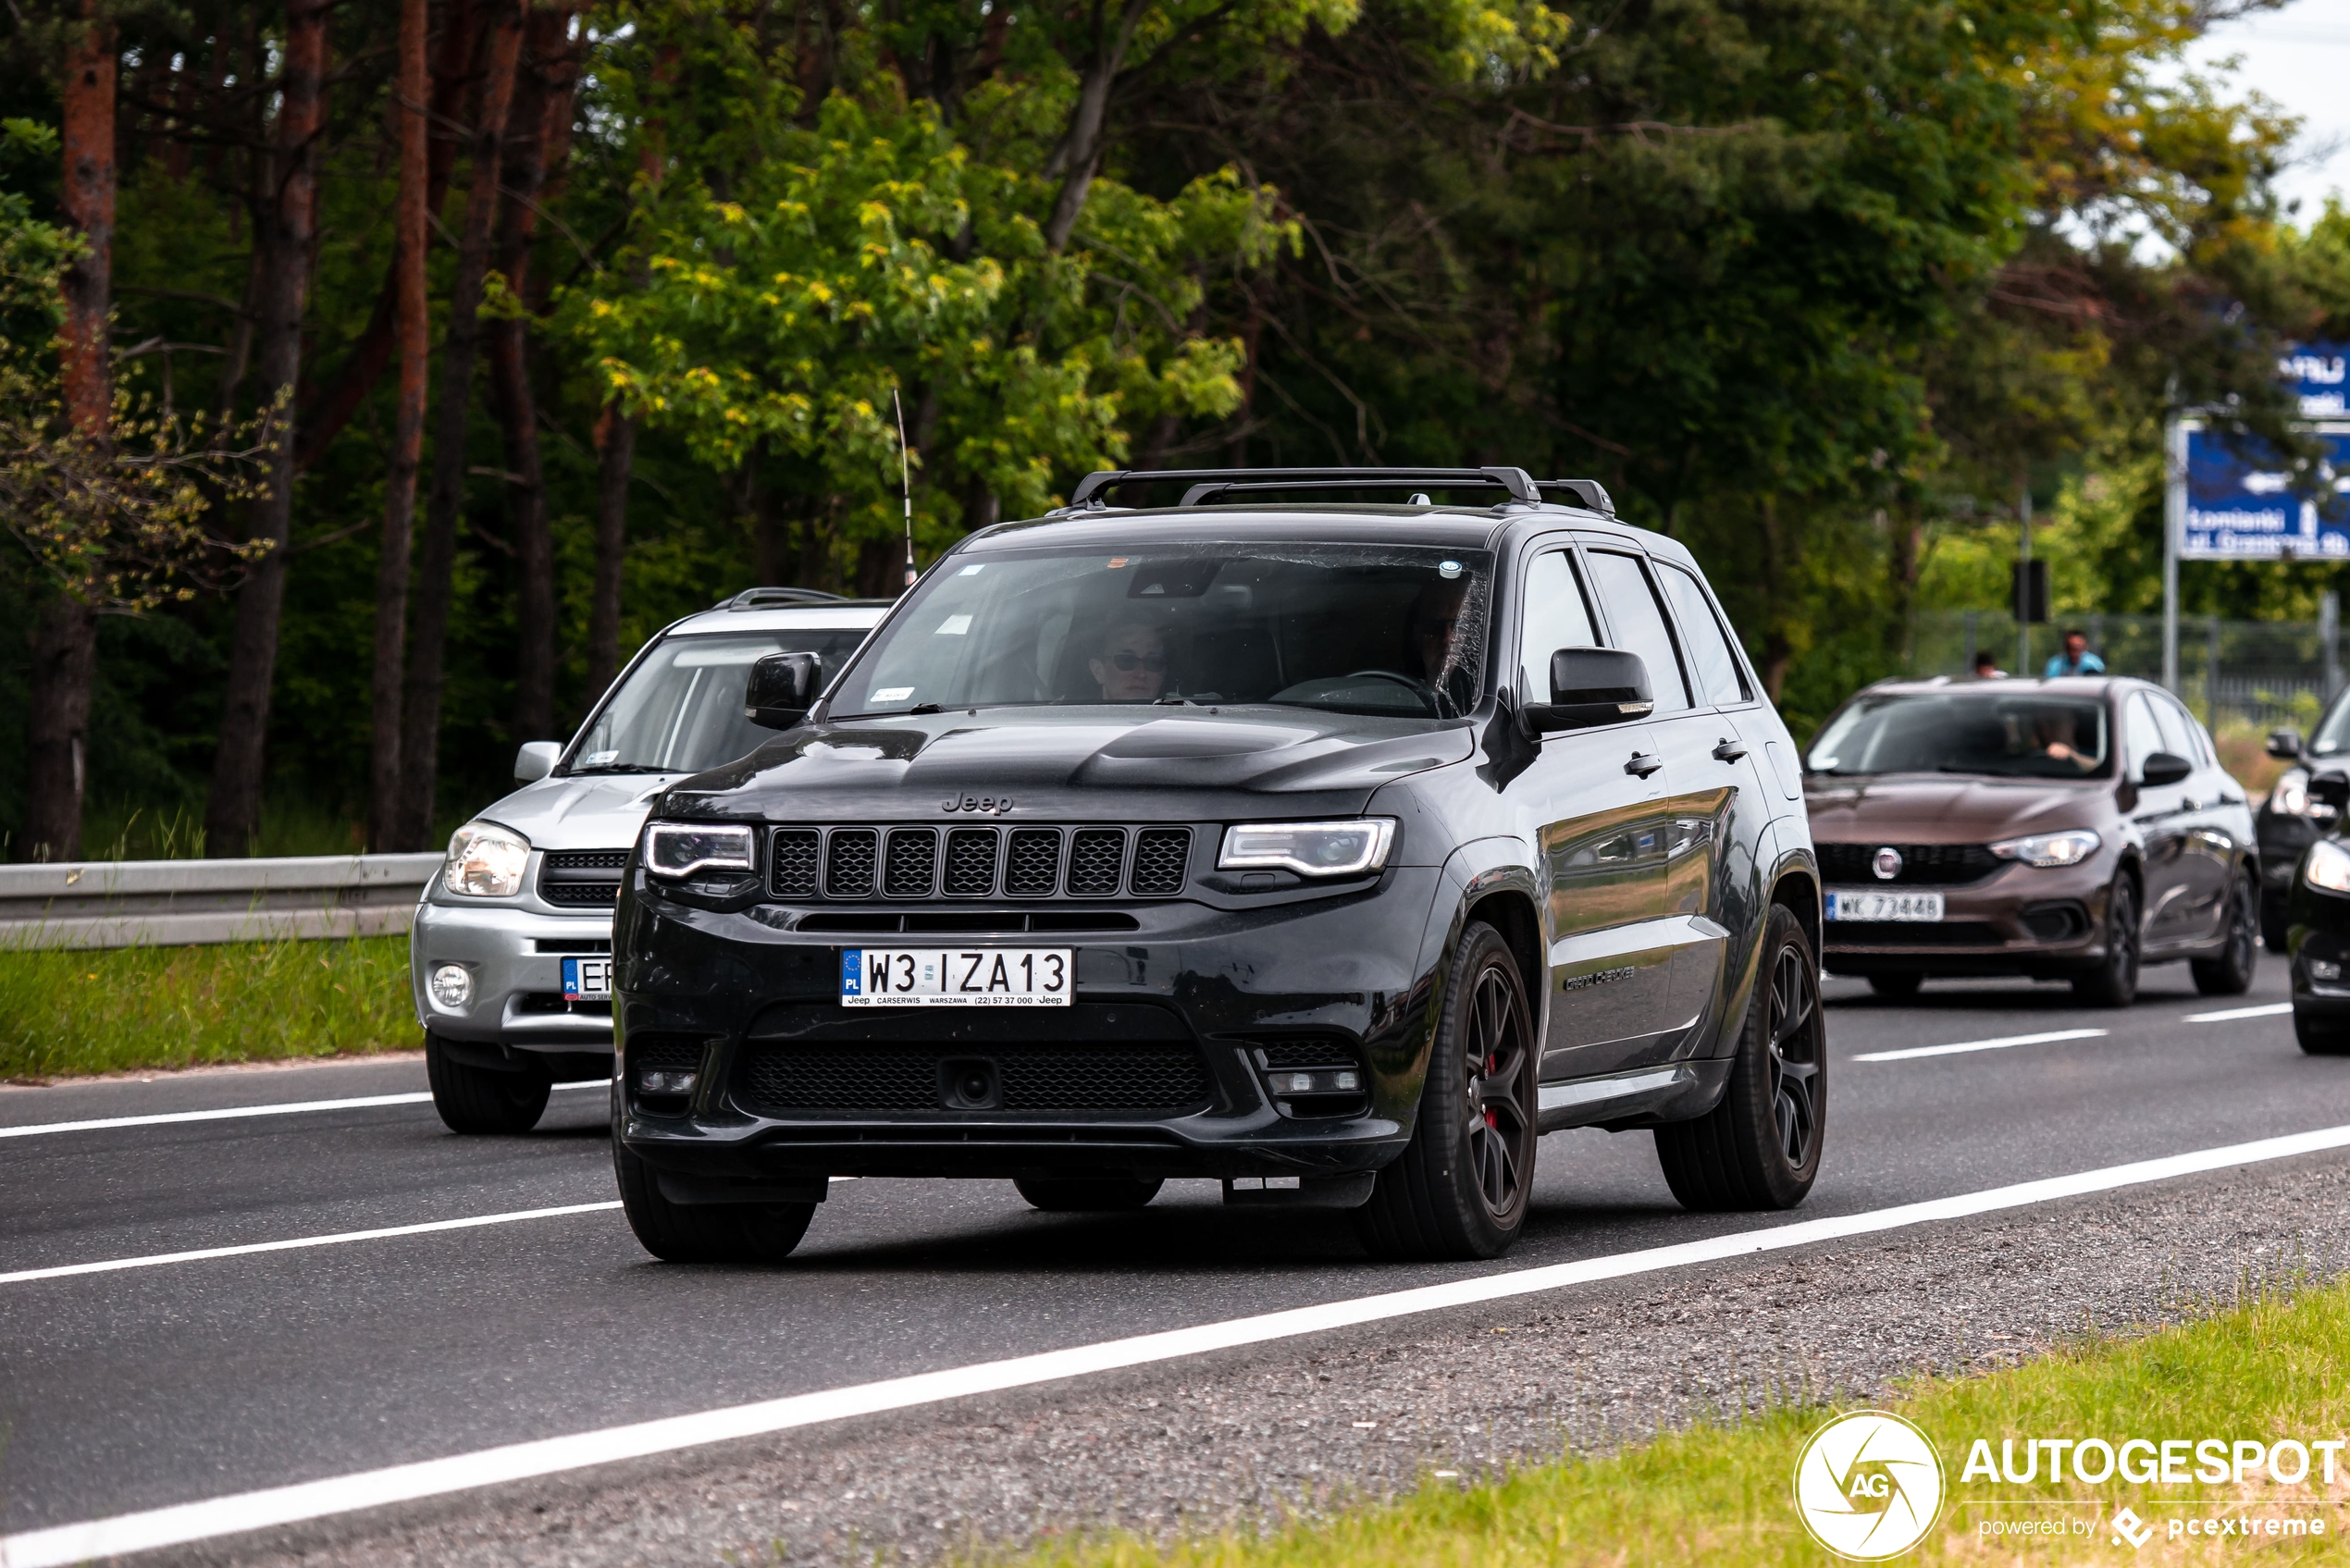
[2285,342,2350,417]
[2181,420,2350,561]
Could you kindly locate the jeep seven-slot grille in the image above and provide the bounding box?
[538,849,629,907]
[770,826,1189,901]
[735,1042,1213,1114]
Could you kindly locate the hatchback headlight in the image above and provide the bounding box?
[645,822,757,878]
[2307,839,2350,895]
[442,821,530,897]
[1218,820,1395,878]
[1988,829,2102,869]
[2273,768,2312,817]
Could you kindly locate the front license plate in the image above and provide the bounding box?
[1824,890,1945,922]
[563,957,612,999]
[840,948,1072,1006]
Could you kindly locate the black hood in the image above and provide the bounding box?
[661,706,1476,822]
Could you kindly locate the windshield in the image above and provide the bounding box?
[569,628,871,774]
[1808,693,2113,779]
[2314,696,2350,759]
[828,542,1494,721]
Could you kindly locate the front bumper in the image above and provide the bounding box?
[2288,874,2350,1021]
[1819,853,2111,979]
[613,867,1445,1184]
[409,895,616,1062]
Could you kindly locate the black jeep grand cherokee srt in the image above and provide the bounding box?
[612,467,1826,1263]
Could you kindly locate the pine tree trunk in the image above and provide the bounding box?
[22,600,99,862]
[585,403,636,702]
[393,4,526,850]
[206,0,329,857]
[369,0,431,853]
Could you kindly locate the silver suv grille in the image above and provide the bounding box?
[769,825,1192,901]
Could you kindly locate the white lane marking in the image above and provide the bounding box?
[9,1123,2350,1568]
[0,1080,608,1141]
[1852,1028,2108,1063]
[2184,1003,2294,1023]
[0,1203,625,1286]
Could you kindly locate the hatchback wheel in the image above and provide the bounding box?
[2190,871,2259,996]
[1014,1175,1164,1211]
[1354,921,1537,1261]
[426,1031,550,1134]
[1655,905,1824,1211]
[2072,875,2141,1007]
[612,1140,815,1264]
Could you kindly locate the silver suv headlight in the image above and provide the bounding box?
[1988,829,2101,869]
[1218,820,1395,877]
[2307,838,2350,895]
[645,822,757,879]
[442,821,530,897]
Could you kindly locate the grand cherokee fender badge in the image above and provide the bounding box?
[1561,965,1637,992]
[942,795,1013,814]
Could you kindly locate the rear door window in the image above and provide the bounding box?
[1585,549,1692,713]
[1657,562,1750,707]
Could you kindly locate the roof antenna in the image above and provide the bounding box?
[893,389,915,590]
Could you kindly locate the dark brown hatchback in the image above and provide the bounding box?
[1803,676,2259,1006]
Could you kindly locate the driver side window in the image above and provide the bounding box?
[2124,694,2167,782]
[1518,549,1598,702]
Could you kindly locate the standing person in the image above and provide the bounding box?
[1972,650,2006,679]
[2045,628,2106,678]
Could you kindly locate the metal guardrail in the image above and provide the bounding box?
[0,853,442,952]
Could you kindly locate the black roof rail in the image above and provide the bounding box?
[1067,465,1545,509]
[714,586,848,611]
[1535,479,1615,517]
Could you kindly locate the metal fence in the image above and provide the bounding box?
[0,853,440,952]
[1910,610,2345,734]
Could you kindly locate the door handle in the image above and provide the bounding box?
[1626,751,1664,778]
[1712,737,1749,762]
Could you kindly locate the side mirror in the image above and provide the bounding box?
[2268,728,2305,760]
[745,651,822,729]
[1526,647,1654,734]
[513,740,562,783]
[2139,750,2193,787]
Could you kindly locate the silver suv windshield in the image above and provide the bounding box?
[568,628,870,774]
[1808,692,2113,779]
[829,542,1494,721]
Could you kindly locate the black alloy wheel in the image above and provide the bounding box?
[1014,1175,1165,1211]
[425,1031,551,1134]
[1867,971,1923,999]
[2072,874,2142,1007]
[1354,921,1538,1261]
[1655,904,1825,1211]
[2190,870,2259,996]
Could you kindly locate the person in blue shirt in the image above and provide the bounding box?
[2045,628,2106,678]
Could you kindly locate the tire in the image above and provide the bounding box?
[425,1031,551,1134]
[2190,871,2259,996]
[2296,1009,2350,1056]
[2262,893,2290,955]
[2072,874,2141,1008]
[1867,971,1922,999]
[1654,905,1825,1212]
[612,1139,816,1264]
[1013,1175,1164,1211]
[1354,921,1538,1261]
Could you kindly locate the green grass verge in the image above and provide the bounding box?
[1018,1275,2350,1567]
[0,936,419,1080]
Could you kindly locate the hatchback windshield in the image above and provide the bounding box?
[829,543,1494,720]
[1808,692,2113,779]
[569,629,870,774]
[2314,698,2350,759]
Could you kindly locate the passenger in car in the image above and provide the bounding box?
[1089,620,1169,702]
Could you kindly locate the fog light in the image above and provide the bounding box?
[636,1069,697,1095]
[2313,959,2344,982]
[428,964,472,1009]
[1268,1068,1363,1095]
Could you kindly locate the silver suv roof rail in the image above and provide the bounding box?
[714,586,849,611]
[1063,465,1620,516]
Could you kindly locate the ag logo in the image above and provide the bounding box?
[1792,1410,1945,1560]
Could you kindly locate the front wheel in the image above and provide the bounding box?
[2190,871,2258,996]
[1014,1175,1164,1211]
[2295,1008,2350,1057]
[425,1032,550,1134]
[1654,904,1825,1211]
[1354,921,1538,1261]
[613,1141,816,1264]
[2072,875,2141,1008]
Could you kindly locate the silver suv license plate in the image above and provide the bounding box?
[563,957,612,998]
[840,948,1072,1006]
[1824,890,1945,921]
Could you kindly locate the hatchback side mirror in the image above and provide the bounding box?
[2139,750,2193,787]
[746,651,822,729]
[2269,728,2305,760]
[1526,647,1654,734]
[514,740,562,783]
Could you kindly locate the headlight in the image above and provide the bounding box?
[2307,839,2350,895]
[441,821,530,897]
[1988,829,2102,869]
[1218,819,1395,878]
[645,822,757,878]
[2272,768,2312,817]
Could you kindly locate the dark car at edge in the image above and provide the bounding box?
[608,466,1827,1263]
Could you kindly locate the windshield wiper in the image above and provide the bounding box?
[568,763,672,774]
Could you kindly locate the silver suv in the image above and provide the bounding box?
[410,589,889,1131]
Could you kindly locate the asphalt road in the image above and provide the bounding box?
[0,955,2333,1547]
